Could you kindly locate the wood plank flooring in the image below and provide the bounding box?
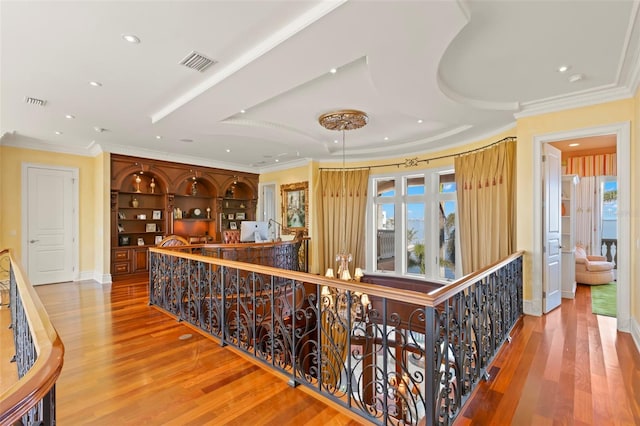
[3,279,639,425]
[30,278,362,426]
[454,284,640,425]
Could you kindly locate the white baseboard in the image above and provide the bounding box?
[630,317,640,355]
[76,270,112,284]
[523,299,542,316]
[561,290,576,299]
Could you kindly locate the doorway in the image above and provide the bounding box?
[532,122,631,332]
[22,164,79,285]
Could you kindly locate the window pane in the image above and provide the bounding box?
[406,176,424,195]
[439,173,456,193]
[376,203,395,272]
[406,203,425,275]
[376,179,395,197]
[439,200,456,279]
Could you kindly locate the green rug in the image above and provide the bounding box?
[591,283,617,317]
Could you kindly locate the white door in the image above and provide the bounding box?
[543,144,562,312]
[25,165,77,285]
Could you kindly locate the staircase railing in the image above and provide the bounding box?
[0,249,64,426]
[149,247,523,425]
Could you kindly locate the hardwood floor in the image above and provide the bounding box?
[454,284,640,426]
[30,278,362,426]
[3,280,639,425]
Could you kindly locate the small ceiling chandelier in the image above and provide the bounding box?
[318,109,368,280]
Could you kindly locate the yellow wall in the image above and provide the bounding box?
[260,163,315,234]
[0,146,100,276]
[634,89,640,322]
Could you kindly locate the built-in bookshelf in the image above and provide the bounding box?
[110,154,258,278]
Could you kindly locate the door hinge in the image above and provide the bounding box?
[542,155,546,162]
[543,291,546,298]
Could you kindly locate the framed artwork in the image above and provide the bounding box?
[229,221,237,230]
[118,211,126,219]
[137,237,145,246]
[236,212,245,220]
[228,213,234,220]
[281,181,308,235]
[154,235,163,245]
[152,210,162,220]
[146,223,157,232]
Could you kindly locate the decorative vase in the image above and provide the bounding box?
[149,178,156,194]
[131,197,139,208]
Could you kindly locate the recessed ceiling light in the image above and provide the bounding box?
[65,114,75,119]
[55,131,62,135]
[155,135,162,140]
[568,73,584,83]
[569,143,580,147]
[329,68,337,74]
[275,159,280,162]
[417,119,423,124]
[557,65,570,73]
[122,34,140,44]
[240,109,246,114]
[333,139,339,144]
[179,138,193,143]
[226,149,231,153]
[384,137,389,141]
[89,81,102,87]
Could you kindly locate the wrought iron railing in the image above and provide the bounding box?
[0,249,64,426]
[149,247,523,425]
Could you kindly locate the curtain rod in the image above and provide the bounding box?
[319,136,517,171]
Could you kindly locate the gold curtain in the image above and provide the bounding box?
[455,141,516,275]
[316,169,369,275]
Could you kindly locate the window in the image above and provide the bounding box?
[369,169,459,281]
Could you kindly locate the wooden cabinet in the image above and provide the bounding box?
[220,198,252,231]
[110,154,258,279]
[561,174,579,298]
[116,191,166,247]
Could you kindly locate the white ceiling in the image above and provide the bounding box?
[1,1,638,173]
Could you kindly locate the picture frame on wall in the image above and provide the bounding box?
[281,181,309,235]
[229,221,237,230]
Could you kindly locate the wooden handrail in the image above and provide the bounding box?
[150,247,525,308]
[0,249,64,425]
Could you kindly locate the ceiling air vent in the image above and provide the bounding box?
[179,51,217,72]
[24,96,47,107]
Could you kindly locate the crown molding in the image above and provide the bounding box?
[514,84,633,119]
[255,157,312,174]
[0,132,97,157]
